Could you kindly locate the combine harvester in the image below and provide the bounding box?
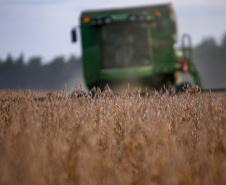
[72,3,203,93]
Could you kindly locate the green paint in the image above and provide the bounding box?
[78,3,202,91]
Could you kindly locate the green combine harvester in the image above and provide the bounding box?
[72,3,202,93]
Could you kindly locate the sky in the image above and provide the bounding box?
[0,0,226,64]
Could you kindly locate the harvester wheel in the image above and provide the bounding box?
[177,82,192,93]
[160,82,176,95]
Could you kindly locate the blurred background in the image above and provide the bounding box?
[0,0,226,91]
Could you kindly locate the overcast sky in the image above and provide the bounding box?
[0,0,226,63]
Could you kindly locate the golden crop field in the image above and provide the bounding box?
[0,87,226,185]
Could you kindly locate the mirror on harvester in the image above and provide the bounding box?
[71,28,77,42]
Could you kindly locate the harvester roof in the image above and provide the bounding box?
[81,3,173,19]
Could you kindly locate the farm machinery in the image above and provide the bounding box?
[72,3,203,93]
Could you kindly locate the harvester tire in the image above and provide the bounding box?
[160,82,176,95]
[177,82,192,93]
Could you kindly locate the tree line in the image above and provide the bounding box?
[193,33,226,88]
[0,55,82,90]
